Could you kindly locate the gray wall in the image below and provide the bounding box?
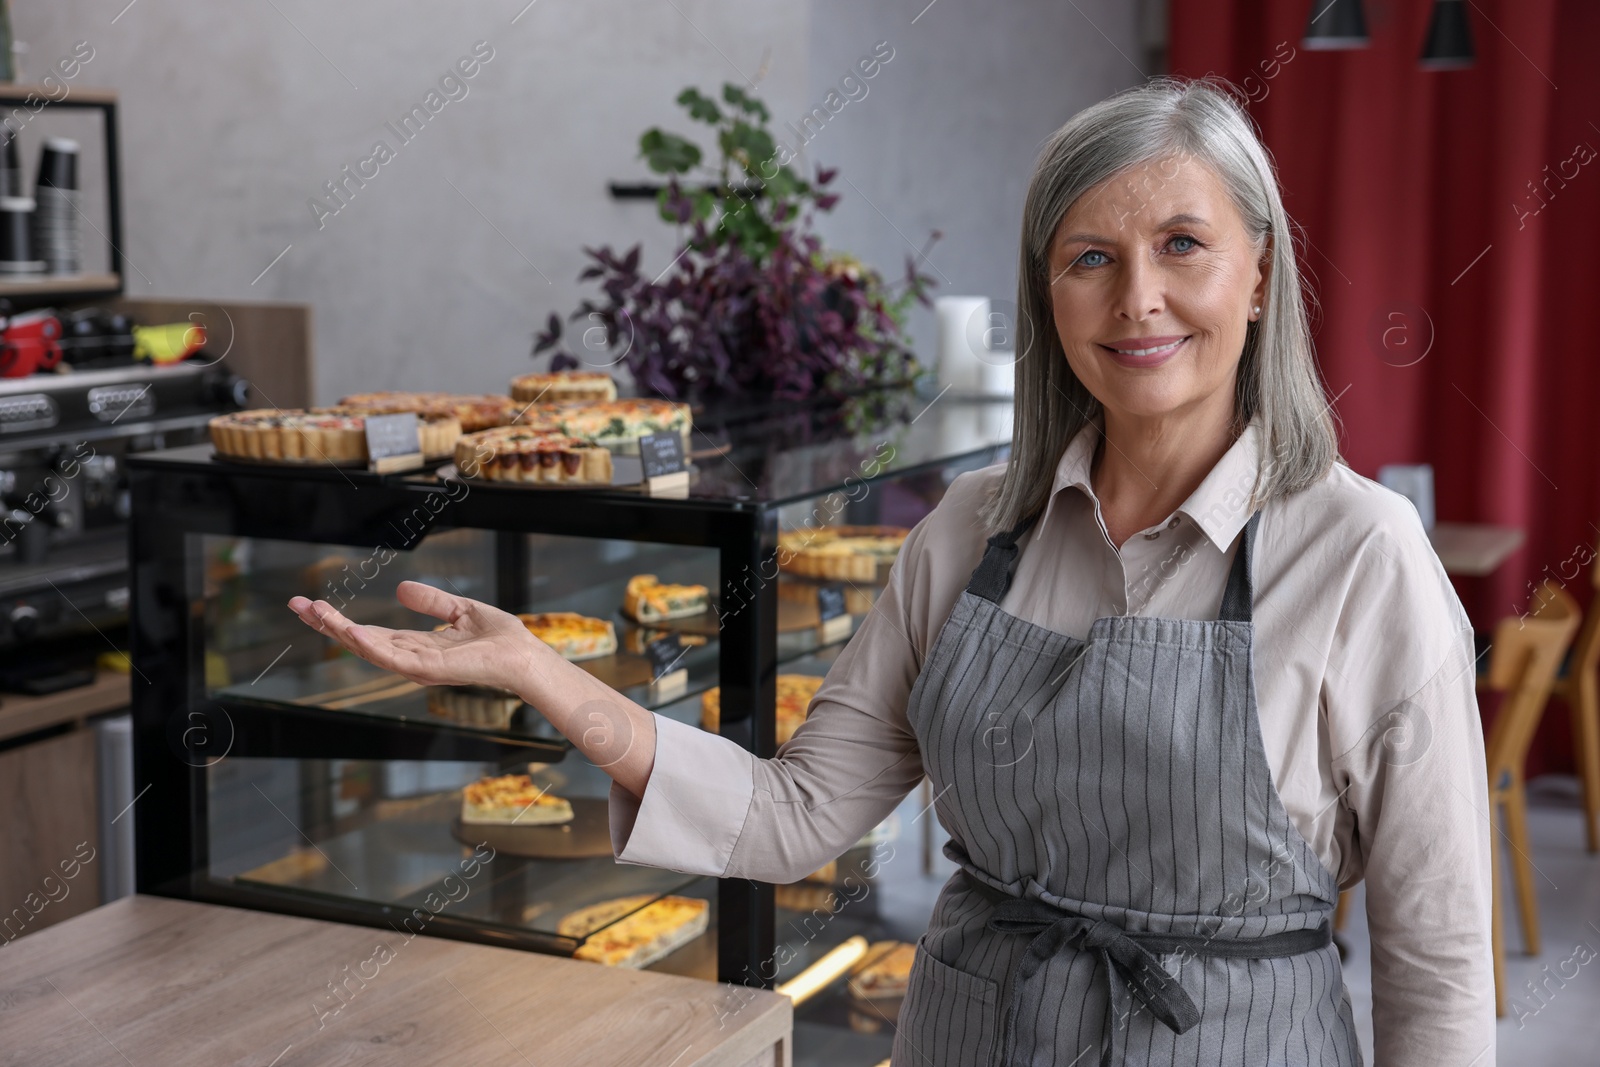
[12,1,1143,403]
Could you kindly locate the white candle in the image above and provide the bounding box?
[935,296,989,394]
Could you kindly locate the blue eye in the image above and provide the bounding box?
[1168,234,1200,253]
[1076,250,1109,268]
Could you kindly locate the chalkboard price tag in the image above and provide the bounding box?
[639,431,690,495]
[645,633,689,699]
[817,583,848,621]
[364,412,423,472]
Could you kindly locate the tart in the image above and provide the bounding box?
[427,684,522,727]
[456,426,614,485]
[515,397,692,454]
[510,370,618,404]
[519,612,617,661]
[622,574,711,623]
[559,895,710,969]
[337,391,522,432]
[209,408,460,464]
[460,773,573,826]
[701,674,823,744]
[777,576,877,615]
[778,525,910,582]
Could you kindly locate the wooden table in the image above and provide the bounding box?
[1428,521,1525,577]
[0,896,792,1067]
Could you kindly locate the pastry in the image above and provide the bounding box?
[519,611,617,661]
[427,684,523,727]
[777,576,877,615]
[847,941,917,1031]
[460,773,573,826]
[456,426,614,485]
[622,574,710,622]
[209,408,460,464]
[774,884,836,913]
[337,391,522,432]
[510,370,618,404]
[701,674,824,744]
[778,525,910,582]
[559,895,710,968]
[515,397,692,454]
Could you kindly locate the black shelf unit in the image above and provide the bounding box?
[126,391,1012,1025]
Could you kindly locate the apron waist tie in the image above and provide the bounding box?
[978,888,1331,1067]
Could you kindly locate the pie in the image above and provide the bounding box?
[777,576,876,615]
[558,895,710,968]
[209,408,460,464]
[622,574,710,622]
[515,398,692,454]
[460,773,573,826]
[510,370,618,404]
[427,684,522,727]
[456,426,614,485]
[337,391,522,432]
[701,674,824,744]
[519,612,616,660]
[778,525,909,582]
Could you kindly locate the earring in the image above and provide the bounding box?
[1252,305,1262,315]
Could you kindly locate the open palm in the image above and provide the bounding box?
[288,580,540,694]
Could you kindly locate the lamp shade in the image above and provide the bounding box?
[1303,0,1370,50]
[1420,0,1475,69]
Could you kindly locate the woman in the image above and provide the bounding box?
[291,80,1493,1066]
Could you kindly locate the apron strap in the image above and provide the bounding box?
[966,511,1041,603]
[1216,509,1263,623]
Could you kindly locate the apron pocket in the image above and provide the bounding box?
[892,937,1000,1066]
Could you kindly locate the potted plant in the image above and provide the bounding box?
[534,83,937,409]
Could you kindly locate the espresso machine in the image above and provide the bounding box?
[0,359,247,686]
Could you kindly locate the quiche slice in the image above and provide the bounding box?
[622,574,710,622]
[455,426,614,485]
[514,397,692,455]
[460,773,573,826]
[336,391,522,432]
[518,611,617,661]
[510,370,618,404]
[558,895,710,969]
[777,525,910,582]
[700,674,824,744]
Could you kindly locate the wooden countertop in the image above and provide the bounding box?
[1428,521,1526,577]
[0,670,129,744]
[0,896,791,1067]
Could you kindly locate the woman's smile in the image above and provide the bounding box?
[1098,334,1192,368]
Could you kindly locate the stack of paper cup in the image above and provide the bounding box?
[33,138,81,275]
[935,296,989,395]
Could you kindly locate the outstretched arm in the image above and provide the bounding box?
[288,580,657,797]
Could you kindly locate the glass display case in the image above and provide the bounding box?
[127,390,1012,1066]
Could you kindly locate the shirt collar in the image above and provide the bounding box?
[1040,415,1263,551]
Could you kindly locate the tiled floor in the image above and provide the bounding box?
[1338,776,1600,1064]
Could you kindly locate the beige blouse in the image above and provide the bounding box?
[611,417,1496,1066]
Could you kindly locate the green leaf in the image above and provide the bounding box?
[721,121,777,175]
[676,87,722,124]
[640,128,702,174]
[721,83,770,121]
[689,188,716,223]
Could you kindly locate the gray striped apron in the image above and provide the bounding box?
[893,510,1360,1067]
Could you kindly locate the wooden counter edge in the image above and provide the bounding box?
[0,670,129,744]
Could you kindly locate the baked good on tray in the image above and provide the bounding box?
[558,895,710,968]
[336,391,522,433]
[510,370,618,404]
[847,941,917,1031]
[778,525,910,582]
[209,408,460,464]
[460,773,573,826]
[701,674,823,744]
[515,397,692,454]
[455,426,614,485]
[519,612,617,661]
[427,684,523,727]
[622,574,710,623]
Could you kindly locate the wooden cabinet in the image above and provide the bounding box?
[0,723,102,942]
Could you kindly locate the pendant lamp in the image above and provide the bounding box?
[1303,0,1370,50]
[1420,0,1475,69]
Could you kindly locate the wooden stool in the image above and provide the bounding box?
[1546,549,1600,852]
[1477,579,1580,1016]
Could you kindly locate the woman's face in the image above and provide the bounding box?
[1047,154,1268,426]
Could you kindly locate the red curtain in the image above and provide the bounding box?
[1169,0,1600,775]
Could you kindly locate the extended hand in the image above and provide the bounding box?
[287,580,543,694]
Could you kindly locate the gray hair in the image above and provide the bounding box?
[980,77,1340,536]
